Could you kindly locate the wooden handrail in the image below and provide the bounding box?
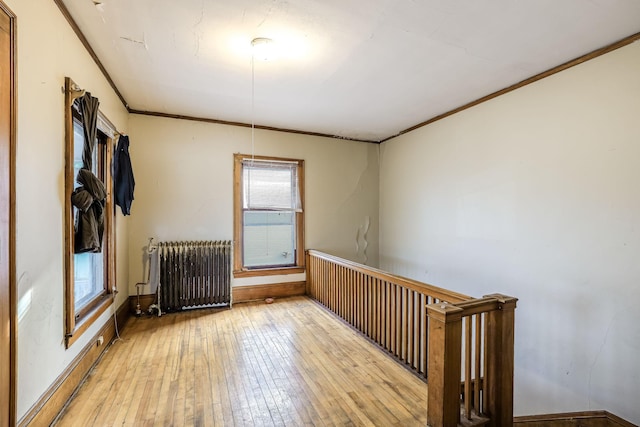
[427,294,517,427]
[305,250,517,427]
[307,250,471,304]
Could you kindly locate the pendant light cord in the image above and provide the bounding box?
[251,49,255,162]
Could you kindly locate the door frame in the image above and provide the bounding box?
[0,1,16,425]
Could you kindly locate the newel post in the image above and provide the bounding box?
[305,250,311,296]
[426,302,464,427]
[483,294,518,427]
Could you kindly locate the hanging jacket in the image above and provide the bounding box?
[113,135,135,215]
[71,168,107,253]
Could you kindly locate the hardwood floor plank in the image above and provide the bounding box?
[54,296,428,426]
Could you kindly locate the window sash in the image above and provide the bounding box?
[242,210,296,269]
[72,114,107,316]
[242,159,302,211]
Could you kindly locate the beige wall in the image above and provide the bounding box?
[8,0,130,420]
[379,42,640,423]
[127,114,379,294]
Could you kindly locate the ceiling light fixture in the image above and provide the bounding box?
[251,37,275,61]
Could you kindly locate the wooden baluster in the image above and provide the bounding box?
[337,265,342,317]
[343,266,348,320]
[346,268,351,325]
[377,279,382,345]
[417,293,424,372]
[366,276,372,338]
[337,265,342,316]
[313,256,318,300]
[475,313,482,414]
[344,268,348,323]
[380,280,385,348]
[388,283,396,354]
[333,263,337,312]
[465,315,472,420]
[325,259,329,306]
[414,292,420,370]
[396,285,402,358]
[318,256,321,299]
[307,252,311,297]
[376,279,381,344]
[312,254,316,297]
[423,295,430,378]
[324,258,328,305]
[410,292,415,368]
[331,263,336,312]
[383,281,389,350]
[426,303,463,427]
[483,294,517,427]
[401,288,409,363]
[361,273,364,331]
[350,270,355,326]
[358,272,363,333]
[326,264,333,309]
[331,264,342,316]
[372,278,378,342]
[319,256,322,300]
[314,255,318,298]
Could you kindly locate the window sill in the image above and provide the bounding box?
[234,266,305,278]
[65,294,112,348]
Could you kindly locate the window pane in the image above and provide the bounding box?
[74,252,104,311]
[72,115,104,315]
[243,211,295,268]
[243,161,299,210]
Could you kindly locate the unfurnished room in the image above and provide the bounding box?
[1,1,639,426]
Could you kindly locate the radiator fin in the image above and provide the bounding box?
[158,240,232,311]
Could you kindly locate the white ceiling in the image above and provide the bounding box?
[60,0,640,142]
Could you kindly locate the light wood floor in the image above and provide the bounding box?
[54,296,428,426]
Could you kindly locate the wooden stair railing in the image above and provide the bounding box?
[427,295,517,427]
[306,250,471,378]
[305,250,517,427]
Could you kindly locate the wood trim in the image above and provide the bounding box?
[384,31,640,143]
[233,266,305,278]
[105,136,116,292]
[514,410,636,427]
[233,154,243,272]
[128,293,156,314]
[63,77,77,339]
[18,301,130,427]
[484,295,517,427]
[0,2,16,425]
[233,281,306,303]
[426,303,464,426]
[65,296,112,348]
[47,0,640,146]
[307,250,471,303]
[130,282,307,310]
[130,109,379,143]
[52,0,128,110]
[64,80,118,348]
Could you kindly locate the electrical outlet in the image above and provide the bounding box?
[97,335,104,346]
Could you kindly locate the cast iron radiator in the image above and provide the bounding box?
[158,240,232,312]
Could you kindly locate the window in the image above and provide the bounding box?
[64,77,115,348]
[234,154,305,277]
[72,113,107,317]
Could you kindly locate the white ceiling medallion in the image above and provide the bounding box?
[251,37,276,61]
